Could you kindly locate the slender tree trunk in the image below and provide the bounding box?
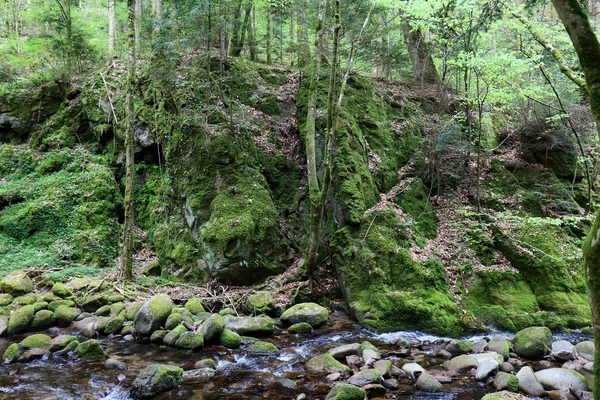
[229,0,243,56]
[289,7,295,66]
[65,0,72,74]
[152,0,161,33]
[249,3,257,61]
[219,0,225,61]
[297,0,310,67]
[550,0,600,397]
[134,0,141,45]
[108,0,116,55]
[402,20,440,84]
[231,0,252,57]
[121,0,137,281]
[266,2,273,64]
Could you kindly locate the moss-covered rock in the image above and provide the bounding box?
[12,294,37,305]
[246,291,275,315]
[199,314,225,343]
[0,294,13,306]
[134,294,173,336]
[446,339,474,355]
[130,364,183,399]
[51,282,73,299]
[174,331,204,349]
[50,335,78,351]
[32,301,48,312]
[75,339,106,361]
[165,312,182,330]
[125,301,144,321]
[488,336,511,360]
[324,383,366,400]
[246,340,280,355]
[48,299,75,312]
[280,303,328,328]
[30,309,56,331]
[104,316,124,334]
[20,333,51,349]
[305,354,352,375]
[7,304,34,334]
[54,305,82,327]
[163,324,187,346]
[445,354,479,372]
[223,315,275,336]
[494,372,519,392]
[0,271,33,296]
[3,343,19,362]
[219,328,241,348]
[110,302,126,316]
[95,305,111,316]
[78,294,109,313]
[150,330,167,343]
[513,326,553,359]
[288,322,313,334]
[184,298,205,315]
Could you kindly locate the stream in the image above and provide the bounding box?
[0,312,592,400]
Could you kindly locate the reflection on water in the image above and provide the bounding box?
[0,312,591,400]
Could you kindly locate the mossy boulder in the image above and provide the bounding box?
[446,339,474,355]
[575,341,594,361]
[246,340,280,355]
[95,305,111,316]
[110,302,126,316]
[185,298,205,315]
[78,294,108,312]
[108,294,125,303]
[305,354,352,375]
[30,310,56,331]
[130,364,183,399]
[150,330,167,343]
[325,383,366,400]
[445,354,479,372]
[219,307,236,317]
[488,336,511,360]
[416,373,443,392]
[223,315,275,336]
[163,324,187,346]
[199,314,225,343]
[288,322,313,334]
[0,271,33,296]
[21,333,51,349]
[134,294,173,336]
[54,305,82,327]
[494,372,519,392]
[0,294,13,306]
[7,304,34,334]
[481,392,529,400]
[165,313,182,330]
[219,328,241,348]
[0,316,7,335]
[48,299,75,312]
[32,301,48,312]
[347,369,381,386]
[174,331,204,349]
[513,326,553,359]
[50,335,78,351]
[246,291,276,315]
[51,283,73,299]
[125,301,144,321]
[3,343,19,362]
[280,303,328,328]
[104,316,124,334]
[12,294,37,305]
[75,339,106,361]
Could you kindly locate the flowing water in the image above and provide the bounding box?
[0,312,591,400]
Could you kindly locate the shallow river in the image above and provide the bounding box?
[0,312,591,400]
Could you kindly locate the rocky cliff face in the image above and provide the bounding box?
[0,55,593,335]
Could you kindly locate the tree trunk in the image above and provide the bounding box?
[152,0,161,32]
[121,0,137,281]
[219,0,225,61]
[266,3,272,64]
[108,0,116,55]
[296,0,310,67]
[229,0,243,56]
[402,21,440,84]
[550,0,600,397]
[134,0,141,45]
[231,0,252,57]
[249,3,256,61]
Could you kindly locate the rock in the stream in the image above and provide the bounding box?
[20,334,51,349]
[481,391,530,400]
[30,310,55,331]
[183,368,216,381]
[48,299,75,312]
[75,339,106,361]
[0,294,12,306]
[575,341,594,361]
[280,303,328,328]
[246,340,280,355]
[200,314,225,343]
[8,304,35,334]
[0,317,7,336]
[488,336,511,360]
[164,313,182,330]
[130,364,183,399]
[125,301,144,321]
[551,340,577,361]
[305,354,352,375]
[288,322,313,334]
[246,291,275,315]
[105,358,127,370]
[475,358,499,381]
[446,339,474,355]
[347,369,381,386]
[416,373,443,392]
[534,368,588,391]
[445,355,478,373]
[374,359,392,377]
[50,335,78,352]
[54,305,81,327]
[328,343,362,360]
[474,338,488,353]
[324,383,366,400]
[163,325,187,346]
[516,366,546,396]
[134,294,173,336]
[194,359,217,369]
[219,328,241,348]
[493,371,519,392]
[223,315,275,336]
[175,331,204,350]
[104,316,124,334]
[402,362,425,375]
[513,326,553,359]
[3,343,19,362]
[361,341,381,364]
[0,271,33,296]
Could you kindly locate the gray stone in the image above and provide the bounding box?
[199,314,225,343]
[324,383,365,400]
[481,391,529,400]
[513,326,553,360]
[473,338,488,353]
[347,369,380,386]
[493,371,519,391]
[575,341,594,361]
[223,315,275,336]
[305,354,352,375]
[476,359,499,381]
[402,362,425,375]
[280,303,328,328]
[500,362,514,373]
[105,358,127,370]
[133,294,173,336]
[445,355,478,373]
[382,378,399,390]
[446,339,474,356]
[130,364,183,399]
[0,271,33,296]
[182,368,216,381]
[488,336,511,360]
[551,340,577,361]
[516,366,546,396]
[328,343,362,360]
[374,359,392,377]
[534,368,588,391]
[416,373,443,392]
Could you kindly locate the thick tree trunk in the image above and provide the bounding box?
[402,22,440,84]
[108,0,116,55]
[550,0,600,397]
[121,0,136,281]
[231,0,252,57]
[229,0,243,56]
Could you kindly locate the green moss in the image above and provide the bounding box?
[185,298,205,315]
[52,282,73,298]
[395,179,437,239]
[3,343,19,362]
[30,310,56,331]
[219,328,241,348]
[75,339,106,361]
[288,322,313,334]
[325,383,366,400]
[331,210,464,335]
[125,301,144,321]
[174,331,204,349]
[54,305,82,327]
[21,333,52,349]
[0,294,13,306]
[7,304,34,334]
[246,340,280,354]
[104,316,124,334]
